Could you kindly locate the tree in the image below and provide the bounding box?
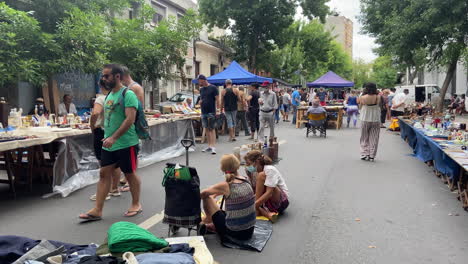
[108,4,201,104]
[264,42,305,84]
[0,3,48,86]
[262,20,352,85]
[370,56,398,88]
[55,8,109,74]
[198,0,330,71]
[326,41,353,80]
[352,59,372,89]
[361,0,468,111]
[5,0,131,33]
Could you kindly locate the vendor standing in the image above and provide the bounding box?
[58,94,77,116]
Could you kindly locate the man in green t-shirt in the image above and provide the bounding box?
[80,64,142,221]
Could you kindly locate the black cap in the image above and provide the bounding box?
[197,74,207,80]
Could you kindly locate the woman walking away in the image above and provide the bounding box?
[199,155,256,241]
[345,90,359,128]
[358,83,381,161]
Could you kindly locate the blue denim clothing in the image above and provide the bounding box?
[201,113,215,129]
[225,110,237,128]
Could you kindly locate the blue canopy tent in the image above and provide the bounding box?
[192,61,273,85]
[307,71,354,88]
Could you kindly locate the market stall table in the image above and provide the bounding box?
[398,118,468,209]
[296,106,344,129]
[0,116,195,198]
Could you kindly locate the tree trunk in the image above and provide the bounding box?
[151,78,160,108]
[437,58,458,112]
[248,37,258,72]
[409,69,417,84]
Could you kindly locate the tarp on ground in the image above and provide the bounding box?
[192,61,273,85]
[307,71,354,88]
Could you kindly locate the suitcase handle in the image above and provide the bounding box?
[181,139,194,149]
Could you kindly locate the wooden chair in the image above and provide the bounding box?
[305,112,327,138]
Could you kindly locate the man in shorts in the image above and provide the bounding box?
[119,66,144,192]
[79,64,142,221]
[198,74,219,155]
[220,79,239,142]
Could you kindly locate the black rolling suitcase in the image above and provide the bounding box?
[162,139,201,236]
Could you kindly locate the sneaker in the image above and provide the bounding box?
[211,148,217,155]
[90,193,111,201]
[202,147,212,152]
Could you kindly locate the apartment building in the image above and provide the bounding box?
[136,0,229,106]
[325,15,353,58]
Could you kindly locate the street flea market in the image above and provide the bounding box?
[1,62,467,264]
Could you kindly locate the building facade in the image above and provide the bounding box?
[325,15,353,58]
[140,0,229,107]
[418,62,468,97]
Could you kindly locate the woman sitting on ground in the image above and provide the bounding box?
[253,153,289,222]
[244,150,261,192]
[200,154,256,241]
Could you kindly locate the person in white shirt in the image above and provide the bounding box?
[391,89,409,117]
[248,150,289,222]
[308,88,317,105]
[58,94,77,116]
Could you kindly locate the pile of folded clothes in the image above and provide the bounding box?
[1,222,204,264]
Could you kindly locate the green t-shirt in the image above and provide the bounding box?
[103,87,139,152]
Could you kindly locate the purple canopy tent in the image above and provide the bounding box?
[307,71,354,88]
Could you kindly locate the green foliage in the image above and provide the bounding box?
[109,5,201,83]
[261,20,352,85]
[0,2,47,86]
[198,0,330,71]
[352,59,372,89]
[301,0,330,23]
[55,8,109,73]
[264,42,305,84]
[2,0,201,89]
[370,56,398,88]
[5,0,131,33]
[326,41,353,80]
[360,0,468,110]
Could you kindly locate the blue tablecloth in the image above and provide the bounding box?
[398,119,460,181]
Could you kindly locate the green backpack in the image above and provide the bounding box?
[106,87,151,140]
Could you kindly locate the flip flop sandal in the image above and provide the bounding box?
[119,184,130,192]
[79,213,102,223]
[109,190,121,197]
[124,209,143,217]
[89,193,111,201]
[270,213,279,223]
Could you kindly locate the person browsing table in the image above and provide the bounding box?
[198,74,219,155]
[258,81,278,140]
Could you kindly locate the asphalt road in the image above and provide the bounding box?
[1,121,467,263]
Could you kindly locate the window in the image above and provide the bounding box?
[177,13,184,21]
[152,2,166,25]
[195,61,200,77]
[210,64,219,76]
[186,66,192,75]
